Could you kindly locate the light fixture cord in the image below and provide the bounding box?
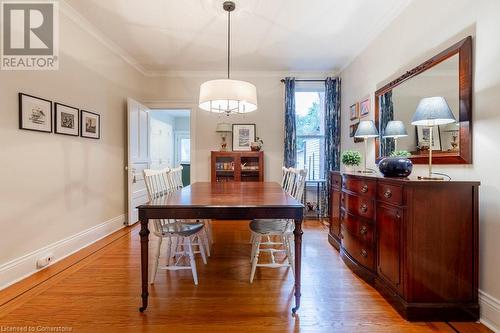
[227,9,231,79]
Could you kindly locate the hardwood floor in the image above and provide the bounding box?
[0,220,492,333]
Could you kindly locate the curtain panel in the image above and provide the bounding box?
[380,91,395,157]
[283,77,296,168]
[324,77,341,215]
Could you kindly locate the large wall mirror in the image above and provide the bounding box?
[375,36,472,164]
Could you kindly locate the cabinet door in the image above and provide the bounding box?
[329,189,341,238]
[377,204,403,293]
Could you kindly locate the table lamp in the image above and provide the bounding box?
[216,122,232,151]
[411,97,456,180]
[354,120,379,173]
[383,120,408,152]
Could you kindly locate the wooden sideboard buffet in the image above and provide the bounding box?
[328,171,479,321]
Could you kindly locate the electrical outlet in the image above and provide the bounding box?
[36,255,54,269]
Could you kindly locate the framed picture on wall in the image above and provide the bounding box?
[349,123,357,137]
[54,103,79,136]
[349,103,359,121]
[80,110,100,139]
[360,98,370,118]
[232,123,256,151]
[416,126,441,151]
[19,93,52,133]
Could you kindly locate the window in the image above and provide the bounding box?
[174,131,190,165]
[180,138,190,163]
[295,83,325,180]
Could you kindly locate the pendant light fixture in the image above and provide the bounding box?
[198,1,258,115]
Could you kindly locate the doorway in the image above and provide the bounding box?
[150,109,191,186]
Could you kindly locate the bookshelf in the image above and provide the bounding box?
[211,151,264,182]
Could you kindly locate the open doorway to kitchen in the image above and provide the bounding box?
[149,109,191,186]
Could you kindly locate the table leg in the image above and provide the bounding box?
[139,210,150,312]
[292,218,303,315]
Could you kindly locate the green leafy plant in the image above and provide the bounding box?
[390,150,411,158]
[341,150,361,166]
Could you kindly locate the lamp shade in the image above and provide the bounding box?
[411,97,456,126]
[355,120,379,138]
[216,122,232,133]
[199,79,258,114]
[383,120,408,138]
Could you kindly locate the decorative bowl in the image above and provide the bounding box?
[378,157,413,177]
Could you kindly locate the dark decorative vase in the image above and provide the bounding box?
[378,157,413,177]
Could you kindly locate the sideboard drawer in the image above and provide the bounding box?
[342,176,376,197]
[341,226,375,271]
[377,183,403,206]
[340,209,374,244]
[341,192,374,219]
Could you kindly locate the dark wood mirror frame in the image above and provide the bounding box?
[374,36,473,164]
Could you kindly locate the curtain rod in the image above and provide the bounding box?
[280,79,326,83]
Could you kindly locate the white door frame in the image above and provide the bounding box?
[143,100,197,182]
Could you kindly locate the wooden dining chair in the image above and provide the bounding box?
[143,168,207,285]
[249,166,294,245]
[249,168,307,283]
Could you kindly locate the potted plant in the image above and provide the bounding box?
[341,150,361,172]
[378,150,413,177]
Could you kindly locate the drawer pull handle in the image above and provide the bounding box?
[360,226,368,235]
[360,204,368,213]
[361,249,368,258]
[396,213,401,219]
[361,184,368,193]
[384,190,392,199]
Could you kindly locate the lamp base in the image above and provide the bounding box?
[417,176,444,181]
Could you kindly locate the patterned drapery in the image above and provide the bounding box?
[324,77,341,215]
[380,91,395,156]
[283,77,296,168]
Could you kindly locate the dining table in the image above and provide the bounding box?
[137,181,304,314]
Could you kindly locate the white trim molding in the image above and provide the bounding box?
[480,289,500,332]
[0,215,126,291]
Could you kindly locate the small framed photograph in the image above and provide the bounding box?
[360,98,370,118]
[232,124,256,151]
[19,93,52,133]
[54,103,79,136]
[416,126,441,151]
[349,123,357,137]
[80,110,100,139]
[349,103,359,121]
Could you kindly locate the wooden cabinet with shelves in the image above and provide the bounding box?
[211,151,264,182]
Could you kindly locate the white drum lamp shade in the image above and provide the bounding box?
[199,79,258,114]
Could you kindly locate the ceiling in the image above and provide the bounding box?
[65,0,413,75]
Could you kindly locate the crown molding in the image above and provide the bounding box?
[145,70,338,78]
[59,0,148,76]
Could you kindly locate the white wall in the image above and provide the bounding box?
[143,72,333,183]
[0,5,144,287]
[340,0,500,329]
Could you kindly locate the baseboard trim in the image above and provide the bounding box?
[479,289,500,332]
[0,214,126,291]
